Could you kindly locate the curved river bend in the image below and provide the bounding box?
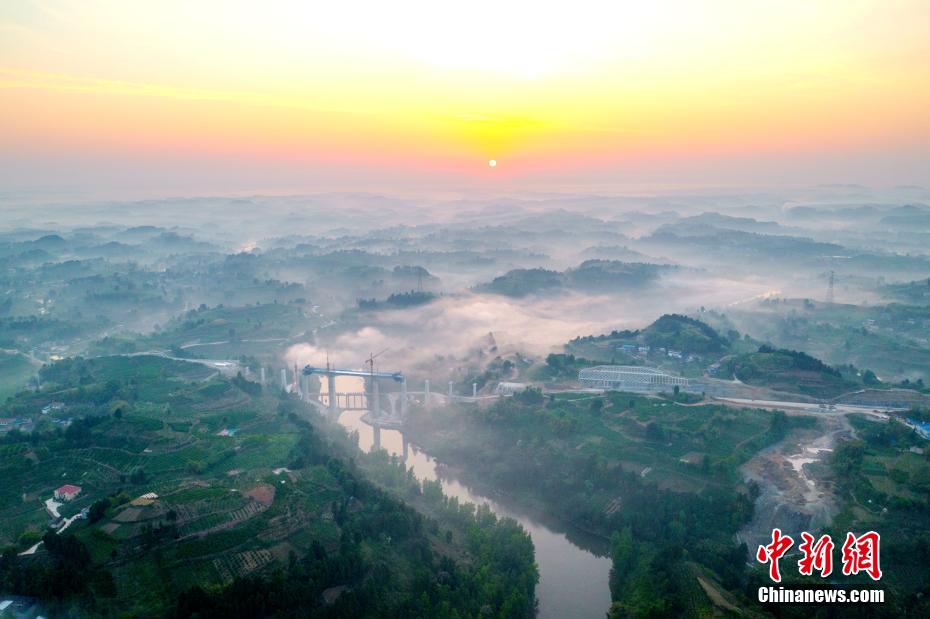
[326,378,612,618]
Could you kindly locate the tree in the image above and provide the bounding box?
[89,498,110,524]
[863,369,880,385]
[610,527,635,588]
[832,440,865,478]
[768,410,788,438]
[645,421,664,442]
[515,387,544,406]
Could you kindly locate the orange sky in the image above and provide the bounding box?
[2,1,929,196]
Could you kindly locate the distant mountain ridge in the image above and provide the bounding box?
[478,260,672,297]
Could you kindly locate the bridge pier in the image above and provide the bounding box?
[302,364,405,419]
[327,374,337,415]
[401,377,408,419]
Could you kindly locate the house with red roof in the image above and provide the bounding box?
[54,484,82,501]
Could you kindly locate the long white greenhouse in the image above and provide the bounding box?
[578,365,689,392]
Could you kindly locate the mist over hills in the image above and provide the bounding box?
[2,186,930,617]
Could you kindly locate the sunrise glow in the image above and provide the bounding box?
[2,0,930,194]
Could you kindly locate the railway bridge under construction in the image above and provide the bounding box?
[298,364,498,427]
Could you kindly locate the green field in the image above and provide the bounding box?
[407,391,798,530]
[755,413,930,617]
[0,350,36,399]
[405,391,814,616]
[726,346,858,398]
[0,354,537,617]
[726,300,930,384]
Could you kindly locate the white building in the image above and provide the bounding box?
[494,382,528,395]
[578,366,689,393]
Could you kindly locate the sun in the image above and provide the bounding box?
[488,159,497,168]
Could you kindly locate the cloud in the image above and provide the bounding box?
[284,271,783,375]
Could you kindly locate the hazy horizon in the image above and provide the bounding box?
[3,1,930,197]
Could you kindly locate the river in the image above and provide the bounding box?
[325,377,613,618]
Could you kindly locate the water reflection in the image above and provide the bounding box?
[328,378,612,619]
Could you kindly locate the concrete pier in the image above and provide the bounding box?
[401,377,408,418]
[301,364,406,419]
[327,373,338,415]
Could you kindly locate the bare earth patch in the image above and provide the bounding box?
[245,483,275,507]
[113,507,142,523]
[697,575,742,615]
[739,415,851,552]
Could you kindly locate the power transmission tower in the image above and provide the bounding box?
[826,270,835,304]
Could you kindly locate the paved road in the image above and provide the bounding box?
[716,397,897,419]
[179,337,288,350]
[107,350,241,374]
[539,389,900,421]
[19,506,83,556]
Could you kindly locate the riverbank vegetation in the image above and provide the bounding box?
[0,355,537,617]
[405,392,813,614]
